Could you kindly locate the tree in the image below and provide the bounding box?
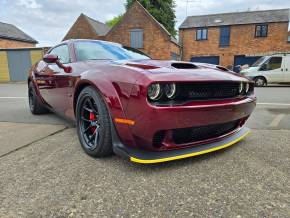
[125,0,177,37]
[106,14,123,27]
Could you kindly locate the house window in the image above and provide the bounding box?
[196,28,207,40]
[255,24,268,37]
[130,29,143,49]
[171,52,180,61]
[288,22,290,42]
[219,26,230,47]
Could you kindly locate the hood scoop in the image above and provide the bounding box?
[171,63,198,69]
[216,66,229,72]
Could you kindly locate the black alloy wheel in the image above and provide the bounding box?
[28,82,49,114]
[76,87,112,157]
[254,77,267,87]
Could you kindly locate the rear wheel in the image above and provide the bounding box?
[28,82,49,114]
[76,87,113,157]
[254,77,267,87]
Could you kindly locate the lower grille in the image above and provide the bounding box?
[152,131,166,148]
[179,83,240,100]
[172,120,240,144]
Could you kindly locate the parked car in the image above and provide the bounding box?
[240,53,290,86]
[27,39,256,164]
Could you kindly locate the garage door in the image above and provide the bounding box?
[190,56,220,65]
[234,55,261,72]
[7,50,32,81]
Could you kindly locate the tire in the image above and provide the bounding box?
[254,77,267,87]
[28,82,49,114]
[76,86,113,157]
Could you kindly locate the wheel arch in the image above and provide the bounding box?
[73,79,136,149]
[73,79,127,120]
[73,80,101,116]
[253,75,268,85]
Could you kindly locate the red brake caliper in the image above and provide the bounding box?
[89,112,96,133]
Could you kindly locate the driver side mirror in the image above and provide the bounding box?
[43,54,58,64]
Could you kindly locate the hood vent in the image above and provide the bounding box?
[171,63,198,69]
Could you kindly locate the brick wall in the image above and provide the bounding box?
[0,38,36,49]
[180,22,290,67]
[105,2,179,60]
[63,14,104,41]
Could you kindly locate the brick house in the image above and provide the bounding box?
[179,9,290,69]
[0,22,38,48]
[63,1,180,60]
[105,1,180,60]
[63,13,111,41]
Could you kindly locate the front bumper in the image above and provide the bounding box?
[122,96,255,150]
[113,126,250,164]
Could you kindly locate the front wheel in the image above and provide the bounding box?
[76,87,113,157]
[28,82,49,114]
[254,77,267,87]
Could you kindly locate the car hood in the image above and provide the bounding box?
[113,59,250,83]
[240,67,259,74]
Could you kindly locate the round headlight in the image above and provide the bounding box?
[148,83,162,100]
[238,82,243,94]
[165,83,177,99]
[244,83,250,93]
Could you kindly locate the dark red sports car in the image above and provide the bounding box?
[28,39,256,164]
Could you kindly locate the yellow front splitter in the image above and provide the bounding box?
[128,127,250,164]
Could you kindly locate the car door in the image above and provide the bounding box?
[282,56,290,82]
[259,56,283,83]
[44,44,73,114]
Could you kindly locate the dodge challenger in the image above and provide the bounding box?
[28,39,256,164]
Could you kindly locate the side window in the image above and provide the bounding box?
[130,29,143,49]
[260,57,282,71]
[49,45,70,64]
[196,28,207,40]
[255,24,268,37]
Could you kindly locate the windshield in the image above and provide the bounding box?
[75,41,150,61]
[251,56,269,67]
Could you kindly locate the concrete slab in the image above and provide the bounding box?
[0,122,66,157]
[0,98,69,125]
[0,129,290,217]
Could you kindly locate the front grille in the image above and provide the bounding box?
[172,120,240,144]
[178,82,240,100]
[148,82,254,106]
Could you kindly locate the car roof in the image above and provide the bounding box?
[62,39,121,47]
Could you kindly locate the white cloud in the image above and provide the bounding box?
[18,0,42,9]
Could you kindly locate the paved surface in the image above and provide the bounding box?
[0,122,65,157]
[0,83,68,125]
[0,83,290,217]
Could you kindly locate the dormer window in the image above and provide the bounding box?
[255,24,268,37]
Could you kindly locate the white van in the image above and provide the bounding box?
[240,53,290,86]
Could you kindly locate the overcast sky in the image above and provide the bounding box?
[0,0,289,46]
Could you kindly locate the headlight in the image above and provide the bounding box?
[148,83,162,100]
[244,83,250,93]
[238,82,243,94]
[164,83,176,99]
